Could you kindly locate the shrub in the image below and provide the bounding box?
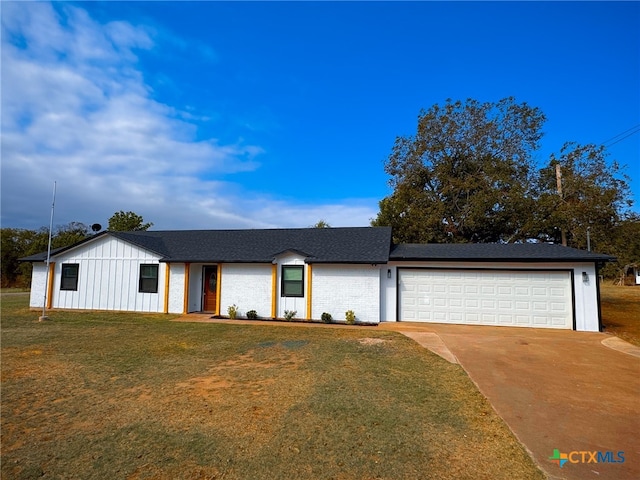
[284,310,297,321]
[246,310,258,320]
[321,312,333,323]
[345,310,356,324]
[227,304,238,319]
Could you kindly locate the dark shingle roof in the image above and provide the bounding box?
[21,228,615,265]
[96,227,392,264]
[389,243,615,262]
[19,246,69,263]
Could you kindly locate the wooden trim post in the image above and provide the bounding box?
[306,264,313,320]
[163,263,170,314]
[46,262,55,309]
[271,263,277,318]
[215,264,222,316]
[183,263,190,314]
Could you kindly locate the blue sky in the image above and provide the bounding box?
[2,1,639,231]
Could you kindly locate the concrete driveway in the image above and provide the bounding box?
[380,323,640,480]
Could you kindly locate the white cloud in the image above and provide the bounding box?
[1,2,377,231]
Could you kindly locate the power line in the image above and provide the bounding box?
[605,128,640,147]
[602,124,640,147]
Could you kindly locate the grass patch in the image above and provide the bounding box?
[1,295,544,479]
[601,283,640,346]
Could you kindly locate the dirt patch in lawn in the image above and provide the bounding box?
[171,345,314,447]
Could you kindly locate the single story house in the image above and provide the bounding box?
[22,227,614,331]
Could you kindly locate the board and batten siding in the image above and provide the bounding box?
[49,236,166,312]
[219,264,272,318]
[311,264,380,323]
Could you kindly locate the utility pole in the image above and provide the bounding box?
[555,164,567,246]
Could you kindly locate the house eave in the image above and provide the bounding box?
[389,256,615,263]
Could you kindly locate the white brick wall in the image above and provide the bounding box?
[220,264,272,318]
[311,265,380,323]
[275,253,307,318]
[29,263,48,308]
[168,263,186,314]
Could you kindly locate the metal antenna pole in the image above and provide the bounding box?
[40,181,56,321]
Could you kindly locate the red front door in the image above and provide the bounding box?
[203,266,217,312]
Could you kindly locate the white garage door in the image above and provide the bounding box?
[398,269,573,329]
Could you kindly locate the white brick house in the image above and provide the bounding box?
[22,227,614,331]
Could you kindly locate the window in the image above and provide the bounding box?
[60,264,79,291]
[139,264,159,293]
[282,265,304,297]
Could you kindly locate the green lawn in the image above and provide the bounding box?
[1,294,544,480]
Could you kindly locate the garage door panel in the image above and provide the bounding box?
[433,285,446,294]
[481,313,498,323]
[399,269,573,329]
[465,298,479,308]
[465,285,479,295]
[532,301,549,312]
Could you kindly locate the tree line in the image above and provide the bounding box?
[371,97,639,282]
[1,211,152,288]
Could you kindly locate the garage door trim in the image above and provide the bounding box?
[396,267,576,330]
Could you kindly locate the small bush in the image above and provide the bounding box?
[321,312,333,323]
[246,310,258,320]
[345,310,356,324]
[227,304,238,319]
[284,310,297,321]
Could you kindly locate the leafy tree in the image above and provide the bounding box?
[599,213,640,283]
[53,222,92,248]
[372,97,545,243]
[108,211,153,231]
[535,143,632,250]
[1,223,91,288]
[1,228,37,287]
[311,219,331,228]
